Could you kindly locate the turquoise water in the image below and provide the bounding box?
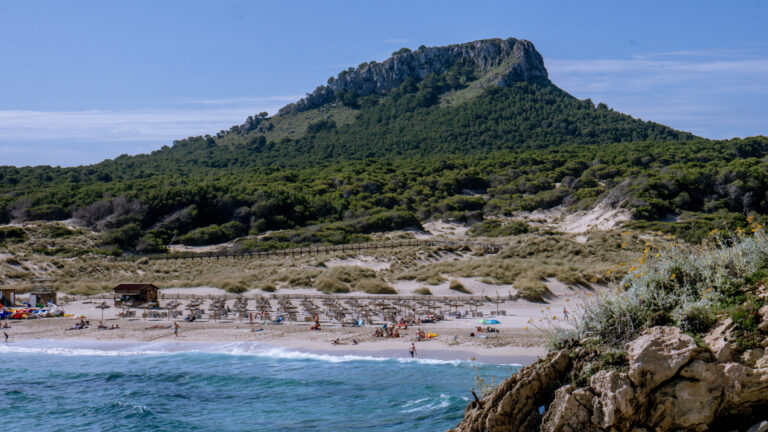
[0,340,518,431]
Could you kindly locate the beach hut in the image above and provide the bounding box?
[0,288,16,307]
[29,279,57,306]
[113,283,159,305]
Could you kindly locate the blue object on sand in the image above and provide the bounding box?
[486,319,500,325]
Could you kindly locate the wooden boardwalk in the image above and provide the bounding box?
[119,239,504,262]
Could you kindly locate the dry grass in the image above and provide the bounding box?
[313,277,350,294]
[414,287,433,295]
[353,279,397,295]
[449,279,472,294]
[0,222,659,299]
[513,273,551,302]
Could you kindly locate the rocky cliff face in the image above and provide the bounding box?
[454,321,768,432]
[278,37,548,115]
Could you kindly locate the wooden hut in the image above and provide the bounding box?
[113,283,159,305]
[0,288,16,307]
[29,279,57,306]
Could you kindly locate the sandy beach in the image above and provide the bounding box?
[1,282,591,365]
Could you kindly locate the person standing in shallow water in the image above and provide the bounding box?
[4,331,8,343]
[174,322,179,337]
[409,343,416,358]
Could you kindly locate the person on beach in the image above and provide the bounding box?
[563,308,569,321]
[173,322,179,337]
[409,343,416,358]
[4,331,8,343]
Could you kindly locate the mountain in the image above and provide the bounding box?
[0,37,766,254]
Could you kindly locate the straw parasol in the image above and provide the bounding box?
[95,302,110,321]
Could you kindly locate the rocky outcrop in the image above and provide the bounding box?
[278,37,548,115]
[454,325,768,431]
[454,350,571,432]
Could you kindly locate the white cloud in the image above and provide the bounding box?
[0,96,298,143]
[545,49,768,139]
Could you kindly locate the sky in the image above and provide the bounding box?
[0,0,766,167]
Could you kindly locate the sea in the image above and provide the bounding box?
[0,340,519,431]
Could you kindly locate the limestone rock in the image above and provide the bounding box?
[588,370,635,429]
[625,326,699,389]
[279,37,548,115]
[704,318,735,362]
[452,350,571,432]
[540,385,595,432]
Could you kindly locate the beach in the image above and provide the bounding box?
[2,283,590,365]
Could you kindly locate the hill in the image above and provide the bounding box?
[0,37,766,255]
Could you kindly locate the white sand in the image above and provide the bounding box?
[5,282,596,365]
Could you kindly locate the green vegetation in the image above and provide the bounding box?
[549,224,768,355]
[0,227,27,245]
[0,52,765,255]
[468,219,532,237]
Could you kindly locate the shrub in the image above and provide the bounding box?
[514,274,550,302]
[0,227,27,245]
[674,301,715,334]
[449,279,471,294]
[323,266,376,284]
[258,283,277,293]
[414,287,432,295]
[180,221,246,246]
[468,219,531,237]
[314,277,350,293]
[354,279,397,294]
[221,281,248,294]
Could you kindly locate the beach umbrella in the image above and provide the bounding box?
[95,302,110,321]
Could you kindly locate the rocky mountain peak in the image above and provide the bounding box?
[277,37,548,115]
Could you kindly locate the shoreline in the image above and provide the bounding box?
[0,336,538,365]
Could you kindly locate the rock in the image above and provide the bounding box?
[453,324,768,431]
[452,350,571,432]
[649,379,719,431]
[588,370,635,429]
[279,37,548,115]
[625,326,699,389]
[540,385,595,432]
[704,318,735,362]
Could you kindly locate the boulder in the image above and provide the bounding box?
[625,326,699,389]
[588,370,635,429]
[540,385,595,432]
[704,318,735,362]
[452,350,571,432]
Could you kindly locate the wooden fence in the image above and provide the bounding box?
[118,239,504,262]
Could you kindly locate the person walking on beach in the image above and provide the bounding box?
[562,308,569,321]
[409,343,416,358]
[3,331,8,343]
[173,321,179,337]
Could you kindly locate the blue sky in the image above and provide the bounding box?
[1,0,766,167]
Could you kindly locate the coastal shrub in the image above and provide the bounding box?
[180,221,246,246]
[221,280,248,294]
[324,266,376,284]
[0,226,27,245]
[414,287,432,295]
[449,279,471,294]
[674,300,716,334]
[468,219,531,237]
[514,274,550,302]
[555,230,768,350]
[354,279,397,294]
[314,277,350,293]
[258,283,277,292]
